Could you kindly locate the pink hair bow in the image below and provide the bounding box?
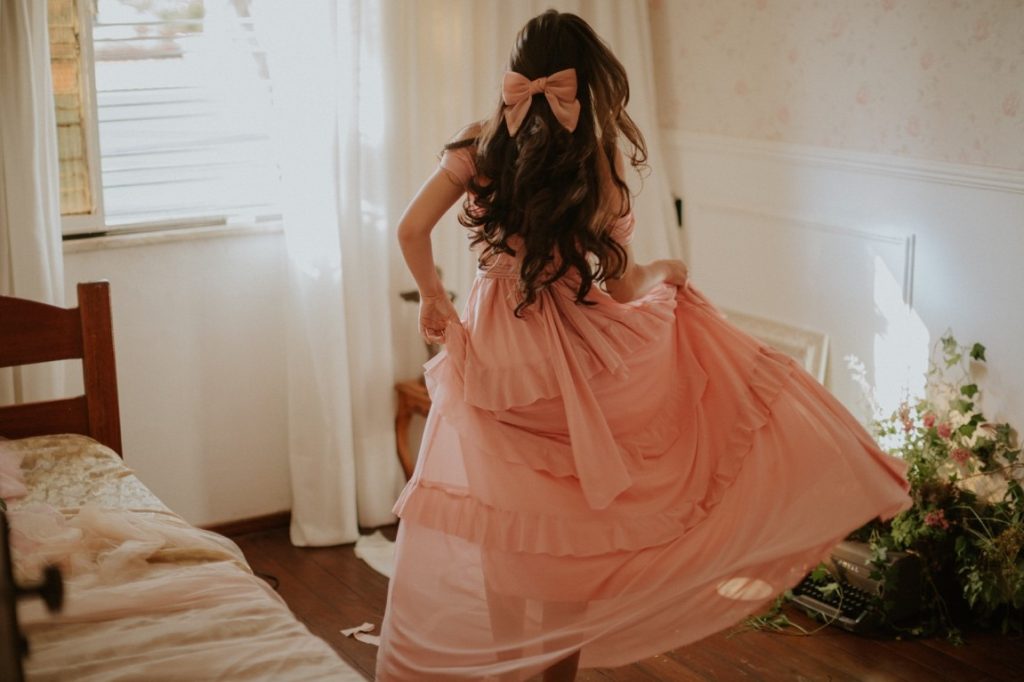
[502,68,581,136]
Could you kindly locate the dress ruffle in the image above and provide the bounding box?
[398,350,789,558]
[394,281,797,556]
[378,144,914,681]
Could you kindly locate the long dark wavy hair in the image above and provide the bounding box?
[445,10,648,317]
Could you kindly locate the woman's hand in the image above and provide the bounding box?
[418,293,460,345]
[606,258,690,303]
[653,258,690,289]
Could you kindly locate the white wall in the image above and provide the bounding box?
[651,1,1024,430]
[663,133,1024,428]
[63,231,291,527]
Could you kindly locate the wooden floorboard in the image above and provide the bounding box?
[233,526,1023,681]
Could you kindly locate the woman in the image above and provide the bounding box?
[377,10,911,681]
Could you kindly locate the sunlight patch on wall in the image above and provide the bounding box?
[870,253,929,417]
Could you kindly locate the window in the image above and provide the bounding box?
[50,0,281,237]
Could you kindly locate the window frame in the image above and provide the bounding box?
[59,0,106,237]
[57,0,281,240]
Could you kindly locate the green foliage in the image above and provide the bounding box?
[745,334,1023,641]
[859,335,1023,638]
[970,343,987,362]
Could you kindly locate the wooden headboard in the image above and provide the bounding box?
[0,282,122,456]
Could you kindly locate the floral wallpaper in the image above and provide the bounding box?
[649,0,1024,171]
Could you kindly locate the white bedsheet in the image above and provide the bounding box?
[2,435,365,681]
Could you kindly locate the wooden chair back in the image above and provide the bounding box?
[0,282,122,456]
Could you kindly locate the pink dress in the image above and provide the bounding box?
[375,145,912,680]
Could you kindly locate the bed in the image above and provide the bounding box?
[0,282,364,681]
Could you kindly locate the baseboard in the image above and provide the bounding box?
[203,510,291,537]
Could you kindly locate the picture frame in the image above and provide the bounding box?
[722,308,830,384]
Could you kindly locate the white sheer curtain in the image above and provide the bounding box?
[0,0,66,404]
[256,0,681,546]
[256,1,406,545]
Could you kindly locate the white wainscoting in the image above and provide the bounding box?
[662,131,1024,428]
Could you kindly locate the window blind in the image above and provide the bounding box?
[89,0,281,229]
[48,0,280,231]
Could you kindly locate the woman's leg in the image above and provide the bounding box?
[484,584,527,662]
[539,599,586,681]
[542,650,581,682]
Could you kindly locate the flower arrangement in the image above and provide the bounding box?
[742,334,1023,643]
[845,334,1023,641]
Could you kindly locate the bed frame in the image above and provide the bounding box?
[0,282,122,456]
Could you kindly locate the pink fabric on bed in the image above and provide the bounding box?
[0,441,28,501]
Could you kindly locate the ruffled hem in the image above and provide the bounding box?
[697,343,796,518]
[396,340,796,557]
[397,480,690,557]
[427,358,698,481]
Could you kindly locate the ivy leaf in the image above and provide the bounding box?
[809,565,830,582]
[969,343,986,361]
[953,398,974,413]
[955,535,968,555]
[960,384,979,398]
[820,582,841,597]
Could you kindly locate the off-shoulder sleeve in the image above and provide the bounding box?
[439,145,476,189]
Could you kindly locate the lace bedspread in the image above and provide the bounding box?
[9,434,168,512]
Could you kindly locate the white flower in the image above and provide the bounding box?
[948,409,974,430]
[993,452,1024,485]
[963,422,998,449]
[957,472,1010,504]
[927,381,960,414]
[937,460,961,480]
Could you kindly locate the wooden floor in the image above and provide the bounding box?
[234,526,1023,681]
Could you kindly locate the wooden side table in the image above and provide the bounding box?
[394,378,432,479]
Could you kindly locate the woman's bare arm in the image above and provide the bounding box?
[396,169,465,298]
[604,246,688,303]
[397,165,470,343]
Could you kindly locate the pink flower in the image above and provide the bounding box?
[898,403,914,432]
[923,412,936,428]
[950,447,972,465]
[924,509,950,530]
[937,423,952,439]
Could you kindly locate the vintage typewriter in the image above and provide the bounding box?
[790,540,921,634]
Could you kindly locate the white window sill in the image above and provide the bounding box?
[63,221,283,254]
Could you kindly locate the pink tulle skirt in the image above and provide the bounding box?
[376,274,912,681]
